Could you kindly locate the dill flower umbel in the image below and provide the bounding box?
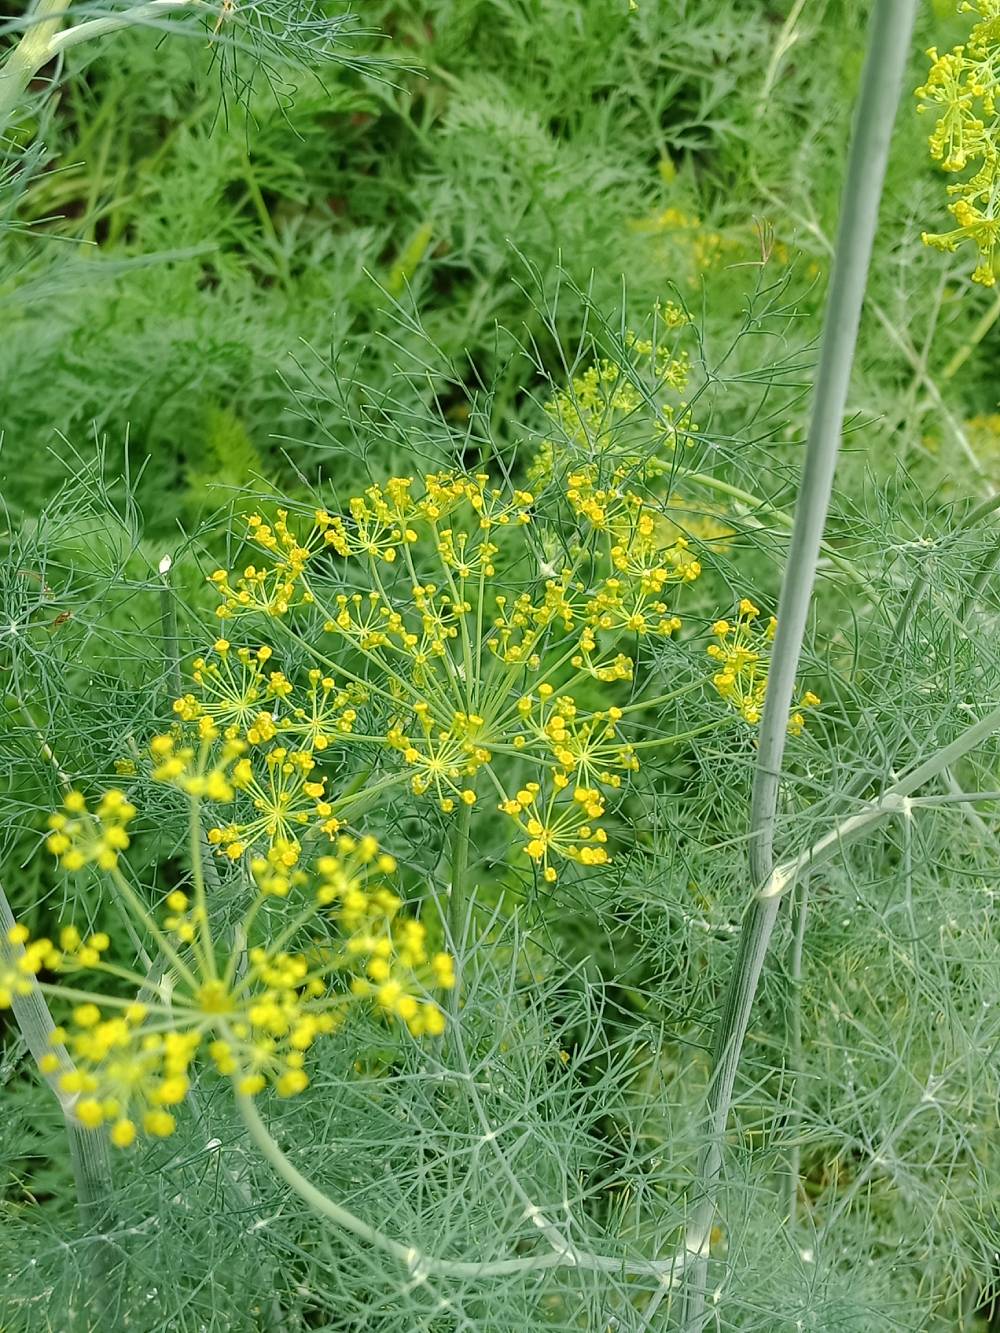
[198,465,705,882]
[708,599,820,733]
[24,764,453,1148]
[537,308,699,459]
[46,788,136,872]
[191,451,820,884]
[918,3,1000,285]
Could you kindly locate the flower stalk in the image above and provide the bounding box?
[446,797,473,952]
[237,1088,700,1284]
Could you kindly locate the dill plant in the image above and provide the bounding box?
[0,285,833,1324]
[5,283,1000,1328]
[4,4,1000,1332]
[8,283,1000,1333]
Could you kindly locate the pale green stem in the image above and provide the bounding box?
[446,799,473,958]
[628,717,732,750]
[108,864,199,989]
[893,491,1000,643]
[941,290,1000,380]
[189,795,218,981]
[759,701,1000,903]
[952,489,1000,625]
[159,555,183,702]
[750,172,991,491]
[0,0,206,141]
[681,4,918,1326]
[783,877,809,1234]
[668,467,866,585]
[0,0,70,139]
[757,0,808,114]
[49,0,197,56]
[236,1090,698,1282]
[0,879,116,1309]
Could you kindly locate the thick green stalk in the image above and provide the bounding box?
[0,0,70,139]
[0,0,205,142]
[681,3,918,1326]
[49,0,196,56]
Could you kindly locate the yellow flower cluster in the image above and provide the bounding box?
[707,600,820,733]
[918,3,1000,284]
[499,783,610,884]
[200,467,703,882]
[40,1005,198,1145]
[0,925,60,1008]
[527,324,730,561]
[147,718,341,864]
[210,511,316,618]
[46,789,135,872]
[542,314,698,456]
[31,778,453,1147]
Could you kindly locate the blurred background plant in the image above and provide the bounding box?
[2,0,1000,1329]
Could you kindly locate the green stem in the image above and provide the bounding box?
[668,468,866,585]
[893,491,1000,643]
[189,794,217,980]
[759,701,1000,903]
[0,0,207,142]
[0,0,71,140]
[681,4,918,1326]
[941,289,1000,380]
[49,1,198,57]
[237,1090,700,1282]
[447,799,473,952]
[628,717,731,750]
[159,555,183,703]
[108,865,199,990]
[783,877,809,1234]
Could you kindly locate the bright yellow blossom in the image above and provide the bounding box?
[707,600,820,732]
[46,788,135,873]
[27,798,453,1149]
[918,7,1000,284]
[198,468,701,883]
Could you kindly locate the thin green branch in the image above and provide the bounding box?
[667,466,867,585]
[237,1089,699,1283]
[760,702,1000,902]
[159,553,183,703]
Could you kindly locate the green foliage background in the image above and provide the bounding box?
[2,1,1000,1330]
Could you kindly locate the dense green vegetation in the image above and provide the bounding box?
[2,1,1000,1329]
